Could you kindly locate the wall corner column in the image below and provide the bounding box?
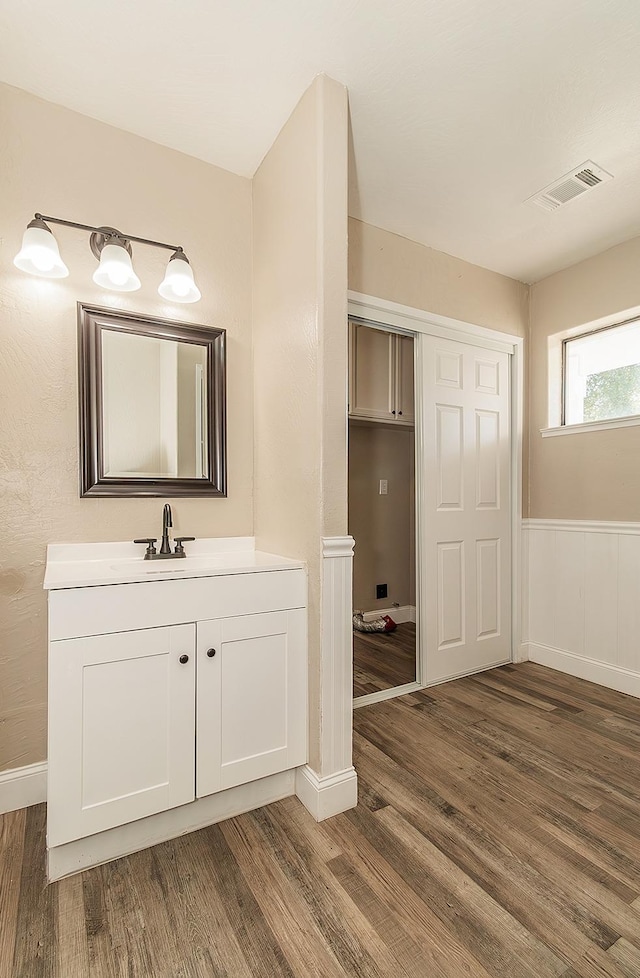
[296,535,357,820]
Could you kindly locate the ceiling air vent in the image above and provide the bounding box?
[526,161,613,213]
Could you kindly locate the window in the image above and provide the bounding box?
[563,318,640,425]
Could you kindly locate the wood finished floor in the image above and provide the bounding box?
[353,622,416,698]
[3,662,640,977]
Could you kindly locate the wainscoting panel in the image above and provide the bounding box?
[524,519,640,698]
[617,534,640,674]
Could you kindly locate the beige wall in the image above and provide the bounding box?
[348,218,529,337]
[253,75,348,775]
[348,218,530,512]
[529,235,640,520]
[0,84,253,771]
[349,422,415,611]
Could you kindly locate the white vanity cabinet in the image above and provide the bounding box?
[48,624,196,846]
[45,541,307,860]
[196,609,306,796]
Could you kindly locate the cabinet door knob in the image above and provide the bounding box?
[179,654,189,664]
[206,648,216,658]
[398,410,403,415]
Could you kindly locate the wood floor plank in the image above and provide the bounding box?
[251,804,412,978]
[327,853,441,978]
[473,670,561,711]
[195,821,297,978]
[2,663,640,977]
[219,815,349,978]
[82,864,121,978]
[325,812,499,978]
[479,666,588,714]
[529,829,638,906]
[100,843,192,978]
[0,808,27,978]
[373,804,568,977]
[55,874,91,978]
[98,859,156,978]
[608,938,640,976]
[560,946,638,978]
[444,683,640,802]
[355,698,593,836]
[11,804,57,978]
[351,732,598,965]
[353,623,416,697]
[163,830,255,978]
[352,691,640,958]
[518,664,640,721]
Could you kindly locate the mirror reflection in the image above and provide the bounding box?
[78,304,226,497]
[101,330,208,479]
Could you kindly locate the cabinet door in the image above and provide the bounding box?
[48,624,195,846]
[349,324,395,421]
[197,610,307,797]
[395,335,415,425]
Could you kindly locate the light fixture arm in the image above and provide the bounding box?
[34,213,184,255]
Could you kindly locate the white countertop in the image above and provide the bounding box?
[43,537,305,590]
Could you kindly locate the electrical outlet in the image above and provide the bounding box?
[379,479,388,495]
[376,583,387,600]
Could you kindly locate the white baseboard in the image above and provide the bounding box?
[48,769,296,882]
[514,642,529,664]
[0,761,47,816]
[295,765,358,821]
[526,642,640,700]
[361,604,416,624]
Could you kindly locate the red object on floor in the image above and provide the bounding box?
[381,615,397,632]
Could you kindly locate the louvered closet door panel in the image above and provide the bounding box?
[422,336,511,683]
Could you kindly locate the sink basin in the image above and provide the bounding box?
[43,539,305,590]
[109,556,226,575]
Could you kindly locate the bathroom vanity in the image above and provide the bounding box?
[44,537,307,880]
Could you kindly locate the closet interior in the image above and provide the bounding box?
[348,321,417,701]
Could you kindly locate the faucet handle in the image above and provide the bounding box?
[134,538,157,558]
[174,536,195,555]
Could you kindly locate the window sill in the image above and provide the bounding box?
[541,414,640,437]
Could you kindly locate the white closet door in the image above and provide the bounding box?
[422,336,511,683]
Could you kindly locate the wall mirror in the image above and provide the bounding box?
[78,304,226,497]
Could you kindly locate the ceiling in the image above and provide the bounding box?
[2,0,640,283]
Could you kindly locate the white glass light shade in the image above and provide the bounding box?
[92,241,141,292]
[158,252,201,303]
[14,223,69,278]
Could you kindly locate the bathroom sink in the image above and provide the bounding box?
[43,539,305,590]
[109,556,227,575]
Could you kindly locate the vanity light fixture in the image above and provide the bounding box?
[92,235,141,292]
[158,250,202,303]
[13,217,69,278]
[13,213,202,303]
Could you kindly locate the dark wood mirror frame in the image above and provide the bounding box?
[78,303,226,497]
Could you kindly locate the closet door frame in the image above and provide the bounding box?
[349,292,524,707]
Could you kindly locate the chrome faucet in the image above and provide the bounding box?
[160,503,173,555]
[134,504,195,560]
